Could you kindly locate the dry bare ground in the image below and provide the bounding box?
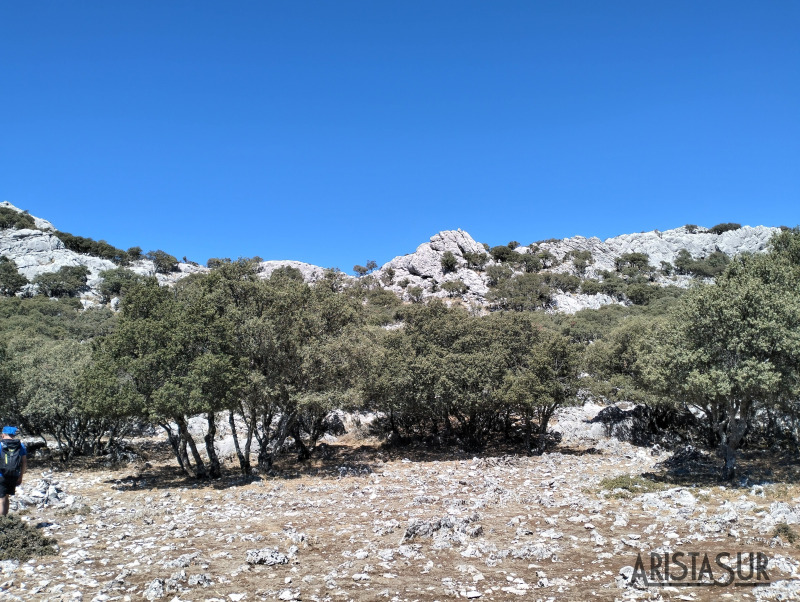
[2,405,800,602]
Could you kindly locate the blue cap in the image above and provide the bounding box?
[2,426,18,436]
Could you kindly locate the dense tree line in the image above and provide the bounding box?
[0,230,798,482]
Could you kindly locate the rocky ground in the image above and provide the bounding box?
[2,405,800,602]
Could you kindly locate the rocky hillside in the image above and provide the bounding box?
[0,201,782,312]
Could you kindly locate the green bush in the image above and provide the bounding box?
[381,267,395,285]
[441,279,468,297]
[407,285,424,303]
[0,208,37,230]
[0,515,58,561]
[773,523,798,544]
[518,254,542,273]
[598,272,627,300]
[569,249,594,274]
[54,231,130,264]
[580,279,602,295]
[598,475,666,498]
[463,252,488,271]
[34,265,90,298]
[489,245,517,263]
[685,224,699,234]
[488,273,553,311]
[441,251,458,273]
[674,249,730,278]
[625,283,666,305]
[486,264,513,287]
[145,250,178,274]
[614,252,652,274]
[542,272,581,293]
[98,268,147,303]
[709,222,741,235]
[0,256,29,296]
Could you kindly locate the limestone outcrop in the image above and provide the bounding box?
[0,201,785,313]
[378,230,492,304]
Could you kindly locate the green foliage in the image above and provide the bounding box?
[660,261,674,276]
[597,271,627,300]
[643,248,800,479]
[398,278,410,288]
[441,279,468,297]
[369,306,579,451]
[586,315,660,404]
[353,265,369,277]
[709,222,741,235]
[560,304,635,344]
[54,231,130,264]
[407,285,424,303]
[0,256,29,296]
[126,246,143,260]
[270,265,304,282]
[569,249,594,274]
[381,266,395,285]
[541,272,580,293]
[580,279,602,295]
[145,250,178,274]
[530,249,557,270]
[0,295,119,456]
[507,241,520,249]
[98,268,147,303]
[485,264,513,287]
[684,224,699,233]
[0,208,37,230]
[773,523,798,544]
[463,252,488,271]
[598,475,667,498]
[674,249,730,277]
[518,254,542,273]
[625,283,669,305]
[488,273,553,311]
[614,252,653,276]
[207,257,231,269]
[441,251,458,273]
[770,226,800,265]
[34,265,90,298]
[0,515,57,561]
[489,245,517,263]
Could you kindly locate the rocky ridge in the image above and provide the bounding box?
[0,201,782,312]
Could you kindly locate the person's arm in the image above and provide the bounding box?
[17,455,26,486]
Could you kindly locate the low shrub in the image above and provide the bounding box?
[773,523,798,544]
[709,222,741,235]
[599,475,666,498]
[0,515,58,561]
[0,208,37,231]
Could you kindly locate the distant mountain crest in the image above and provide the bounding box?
[0,202,782,312]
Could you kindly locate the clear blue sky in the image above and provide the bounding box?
[2,2,798,272]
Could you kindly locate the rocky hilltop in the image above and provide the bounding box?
[0,201,782,312]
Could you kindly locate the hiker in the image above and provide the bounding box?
[1,426,27,516]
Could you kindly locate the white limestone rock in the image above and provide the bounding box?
[523,225,780,280]
[257,260,334,284]
[378,229,492,303]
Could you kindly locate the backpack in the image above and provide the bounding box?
[0,439,22,477]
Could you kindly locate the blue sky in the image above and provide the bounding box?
[2,2,798,272]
